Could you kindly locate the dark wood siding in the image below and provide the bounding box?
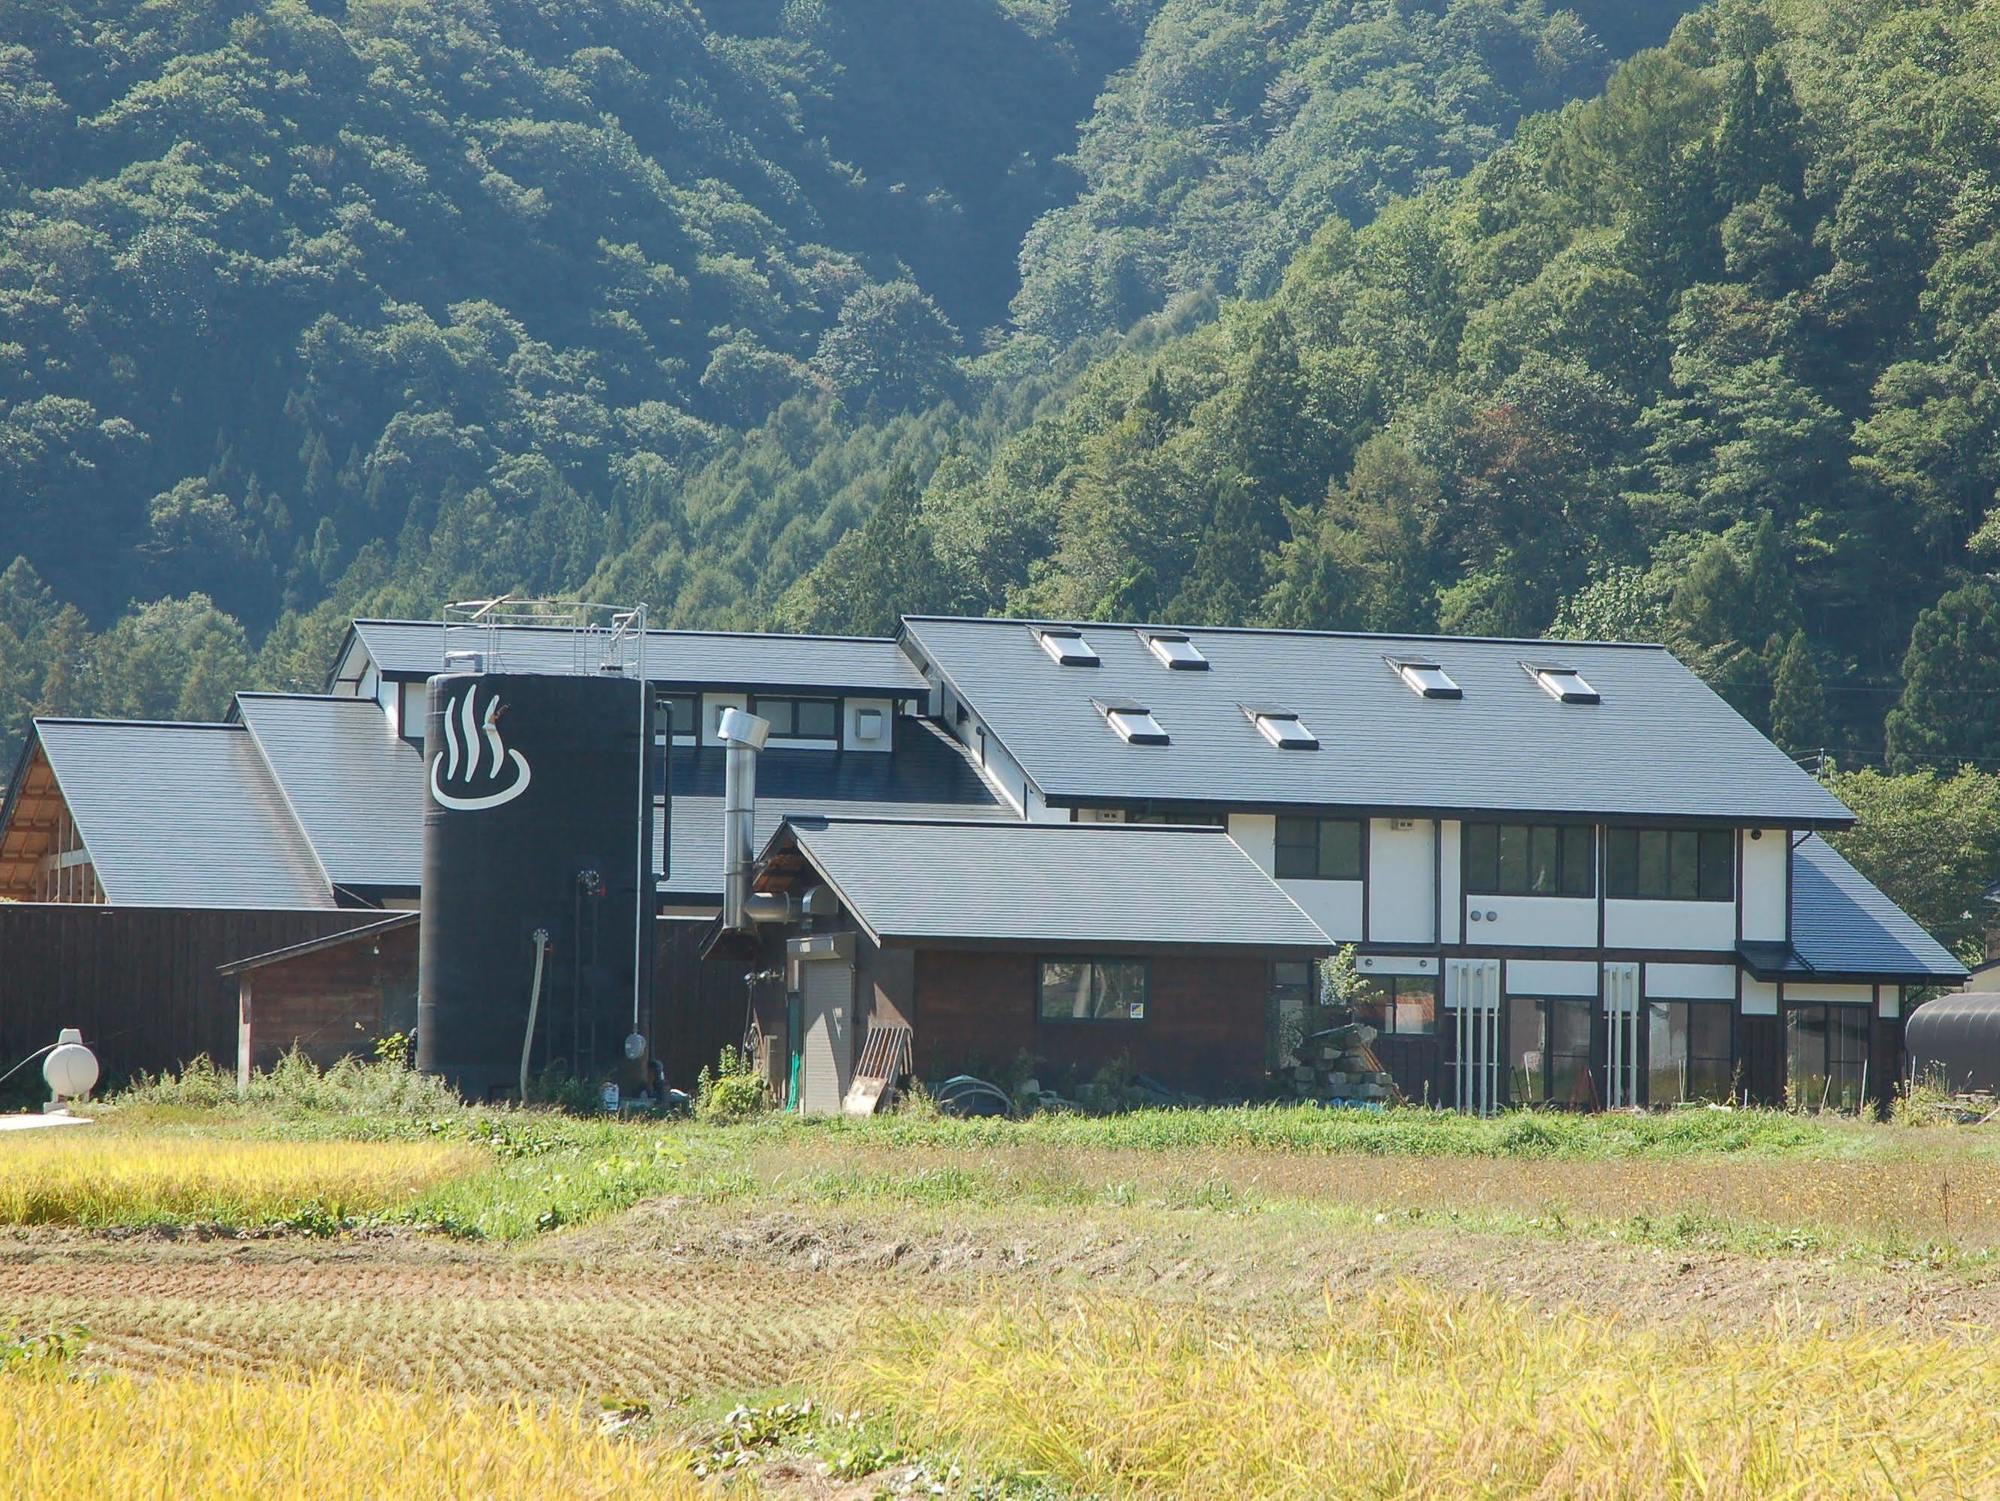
[0,905,382,1089]
[1375,1034,1446,1107]
[1737,1011,1783,1105]
[653,917,753,1091]
[244,923,419,1071]
[913,948,1270,1095]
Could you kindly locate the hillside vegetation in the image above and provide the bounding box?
[0,0,1684,761]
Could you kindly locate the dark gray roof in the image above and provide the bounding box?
[767,816,1332,951]
[343,619,926,696]
[902,617,1854,825]
[32,719,335,909]
[660,719,1006,899]
[1784,835,1966,983]
[219,912,418,974]
[235,694,426,893]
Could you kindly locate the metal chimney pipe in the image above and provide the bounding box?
[717,707,770,930]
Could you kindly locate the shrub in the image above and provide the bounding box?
[695,1046,769,1123]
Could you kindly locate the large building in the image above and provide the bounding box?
[0,609,1965,1113]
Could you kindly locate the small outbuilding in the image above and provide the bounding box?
[218,913,420,1087]
[1905,992,2000,1096]
[728,816,1332,1112]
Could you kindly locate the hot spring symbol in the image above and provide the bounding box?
[429,682,533,811]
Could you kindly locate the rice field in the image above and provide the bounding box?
[0,1132,482,1226]
[846,1283,2000,1499]
[0,1364,708,1500]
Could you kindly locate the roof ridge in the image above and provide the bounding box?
[354,618,902,646]
[899,614,1670,652]
[788,814,1228,833]
[35,716,243,731]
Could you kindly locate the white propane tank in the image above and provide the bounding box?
[43,1028,99,1105]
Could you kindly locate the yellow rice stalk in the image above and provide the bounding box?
[846,1282,2000,1499]
[0,1135,479,1224]
[0,1365,716,1499]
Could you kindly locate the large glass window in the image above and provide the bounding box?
[1508,997,1596,1108]
[1268,960,1313,1068]
[1353,976,1439,1036]
[1274,817,1363,880]
[751,696,841,741]
[1463,823,1593,897]
[1645,1001,1733,1103]
[1038,958,1149,1022]
[1786,1004,1869,1112]
[1605,828,1734,901]
[656,694,697,740]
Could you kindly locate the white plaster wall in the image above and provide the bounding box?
[1881,987,1900,1018]
[1742,977,1778,1015]
[1282,879,1365,943]
[1355,953,1439,979]
[1227,813,1276,872]
[1645,961,1737,999]
[400,681,426,738]
[1368,818,1435,944]
[1505,958,1597,996]
[1781,981,1875,1005]
[1076,808,1127,823]
[1740,828,1788,941]
[1465,895,1596,948]
[1438,819,1463,945]
[1604,899,1736,951]
[842,697,893,752]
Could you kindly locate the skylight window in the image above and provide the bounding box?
[1093,698,1169,745]
[1390,658,1462,700]
[1527,663,1600,704]
[1142,630,1209,670]
[1035,626,1099,667]
[1241,704,1319,750]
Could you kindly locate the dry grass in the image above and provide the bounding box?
[0,1364,712,1500]
[0,1134,481,1225]
[847,1283,2000,1499]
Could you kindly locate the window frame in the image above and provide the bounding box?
[1462,822,1594,898]
[1273,815,1364,881]
[1507,995,1598,1110]
[1037,957,1151,1023]
[656,692,698,743]
[749,695,842,743]
[1642,998,1735,1105]
[1604,827,1735,902]
[1784,1002,1870,1114]
[1352,974,1440,1037]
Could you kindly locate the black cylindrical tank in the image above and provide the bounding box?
[1905,992,2000,1095]
[417,671,655,1098]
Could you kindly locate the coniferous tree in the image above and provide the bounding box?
[1768,628,1827,758]
[1885,583,2000,774]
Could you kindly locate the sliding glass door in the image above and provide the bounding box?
[1786,1004,1870,1113]
[1507,997,1596,1109]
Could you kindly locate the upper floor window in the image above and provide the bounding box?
[751,696,839,741]
[1275,816,1363,881]
[1126,808,1228,828]
[1605,828,1733,902]
[656,694,696,740]
[1463,822,1593,898]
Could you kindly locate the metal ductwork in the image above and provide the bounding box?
[718,706,770,931]
[742,886,837,926]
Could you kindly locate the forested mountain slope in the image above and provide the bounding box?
[0,0,1678,770]
[784,0,2000,773]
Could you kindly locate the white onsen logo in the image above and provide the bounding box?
[429,685,533,811]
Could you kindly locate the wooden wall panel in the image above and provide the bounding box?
[247,923,419,1071]
[0,906,381,1091]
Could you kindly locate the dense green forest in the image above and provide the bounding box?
[9,0,2000,943]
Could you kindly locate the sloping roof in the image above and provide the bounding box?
[218,911,418,974]
[1782,835,1967,983]
[234,694,426,892]
[341,619,926,696]
[763,816,1331,951]
[30,720,335,909]
[902,617,1853,826]
[659,719,1006,899]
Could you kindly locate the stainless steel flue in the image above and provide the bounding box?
[717,706,770,931]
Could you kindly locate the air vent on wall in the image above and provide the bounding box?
[1389,657,1461,699]
[1141,630,1208,670]
[1241,704,1319,749]
[1034,626,1099,667]
[1092,698,1169,745]
[1526,663,1599,703]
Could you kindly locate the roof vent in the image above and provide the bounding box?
[1241,704,1318,750]
[1142,630,1208,670]
[1526,663,1599,704]
[1092,698,1169,745]
[1035,626,1099,667]
[1390,657,1461,700]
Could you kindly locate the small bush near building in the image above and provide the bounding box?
[695,1046,770,1123]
